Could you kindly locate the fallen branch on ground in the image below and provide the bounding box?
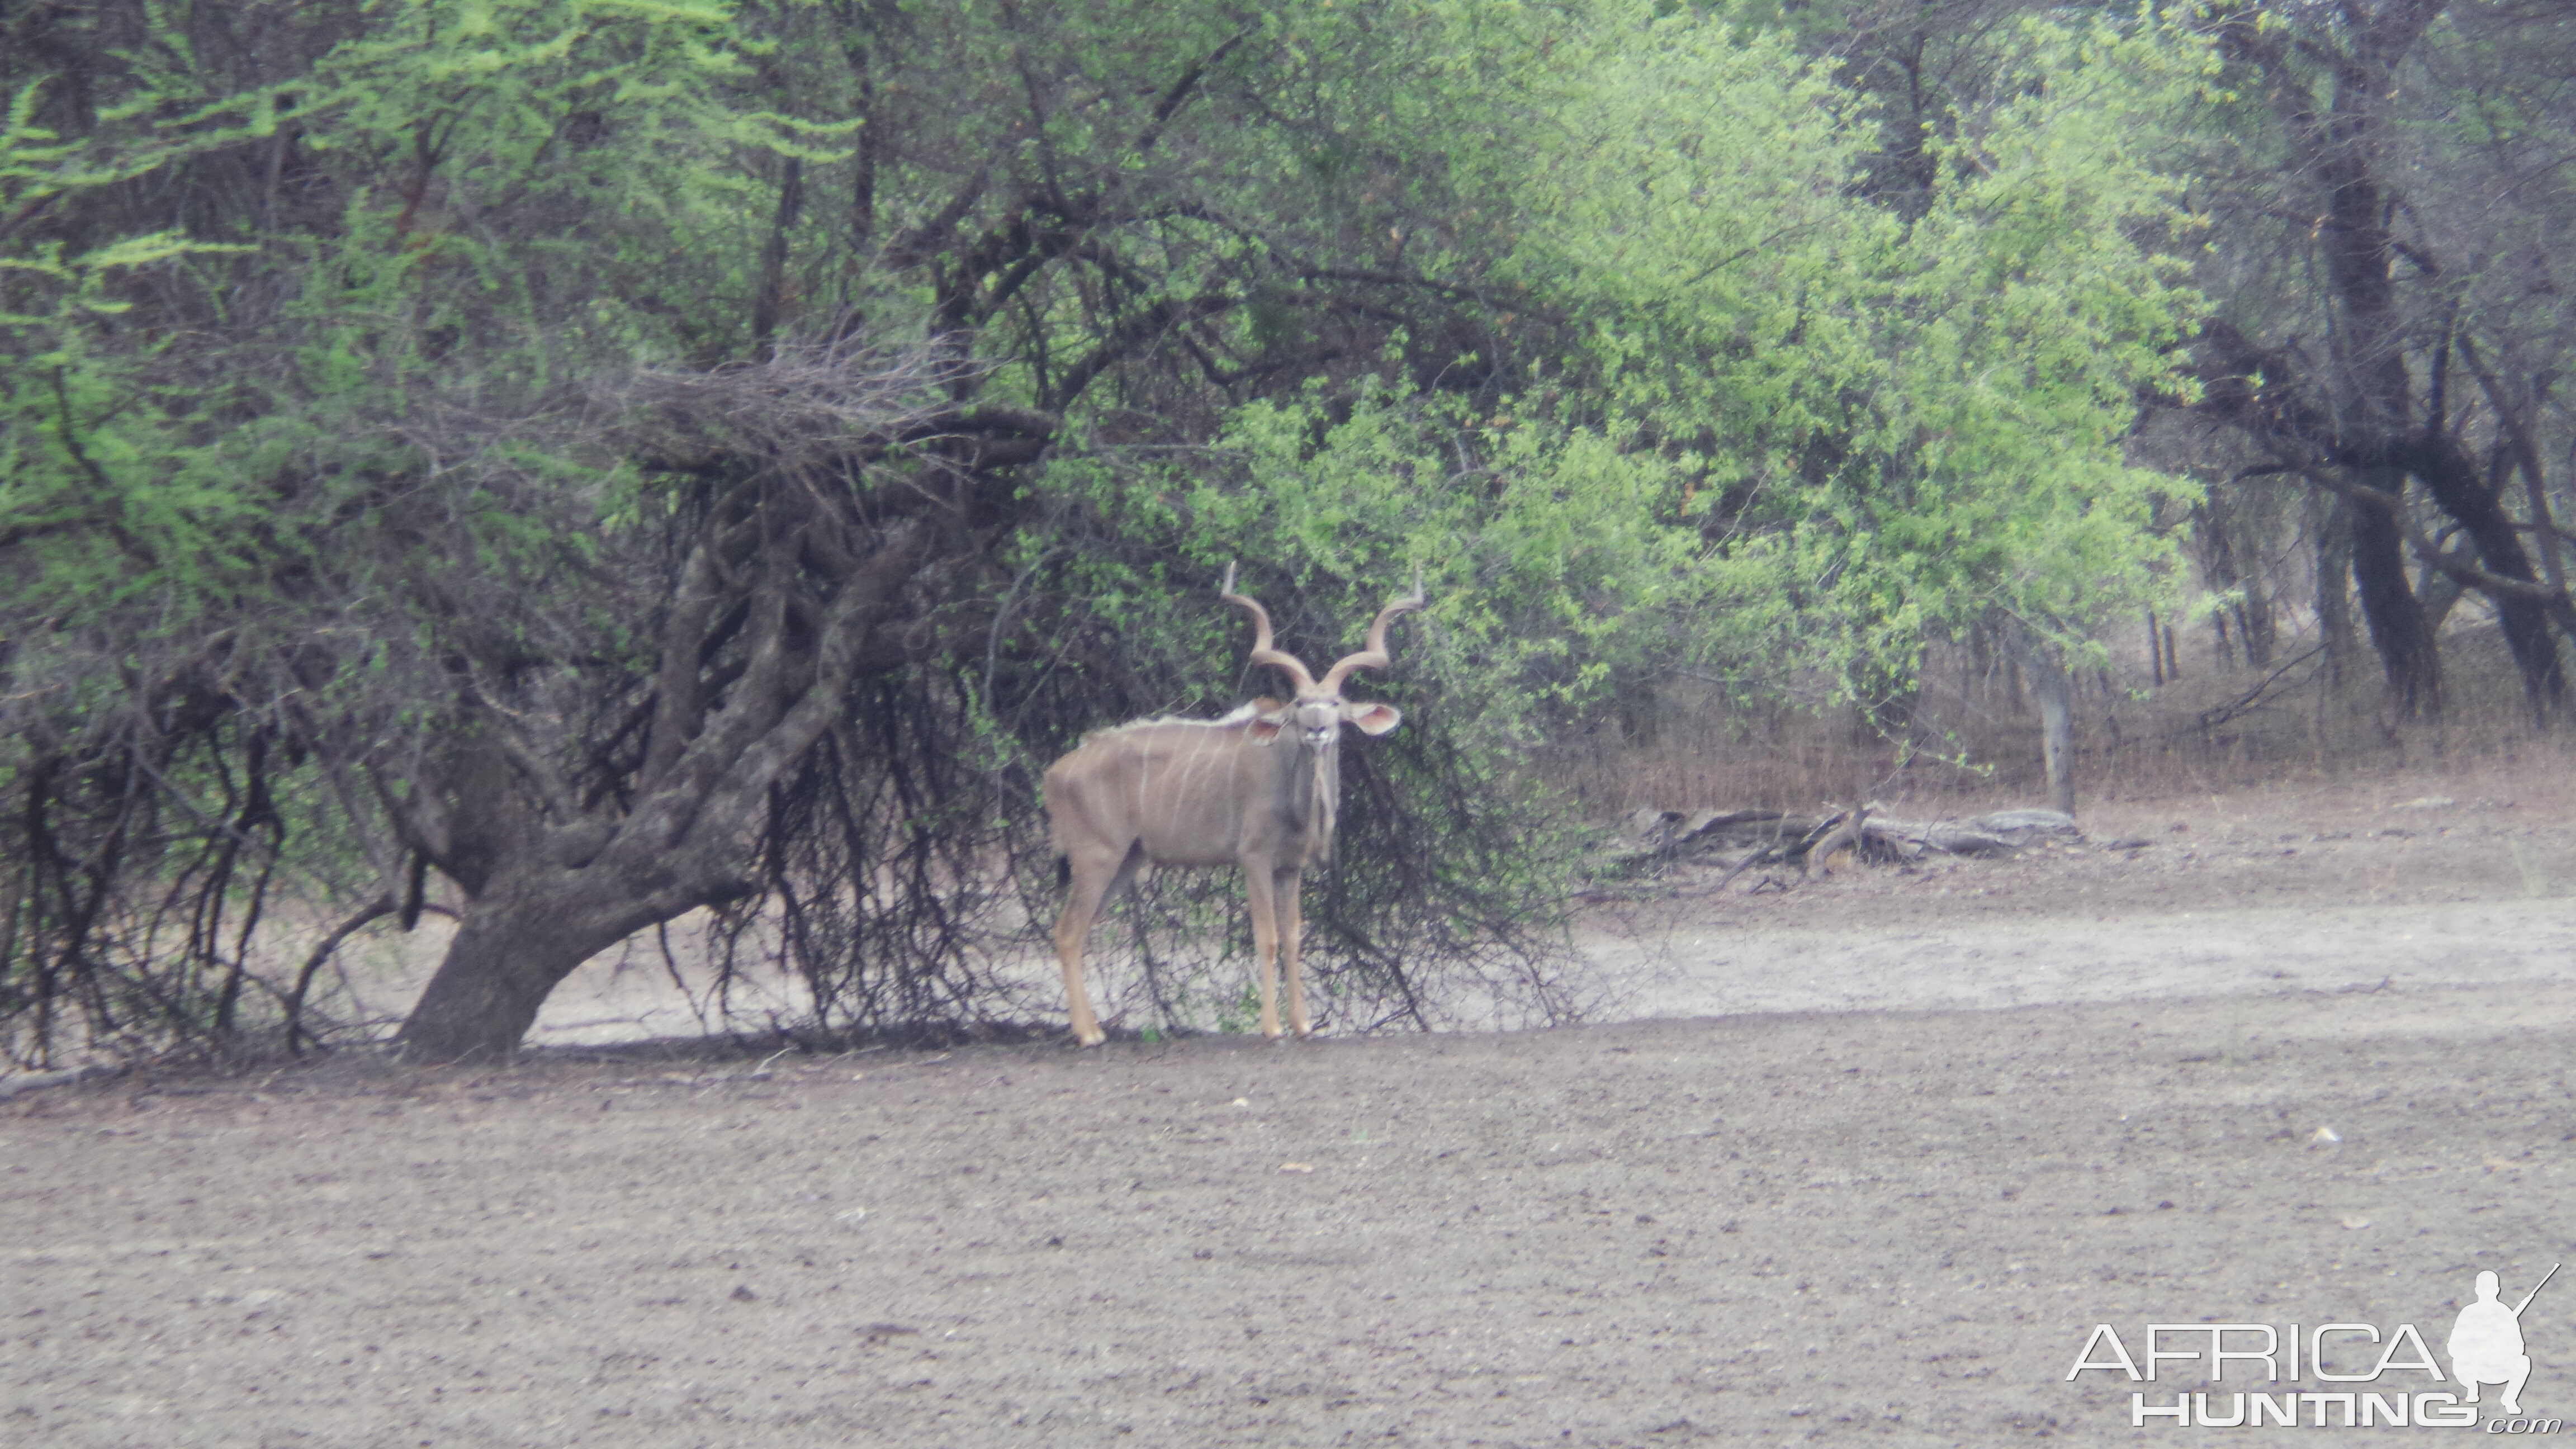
[1603,805,2081,883]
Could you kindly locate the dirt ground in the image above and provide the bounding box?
[7,766,2575,1447]
[1593,769,2576,1020]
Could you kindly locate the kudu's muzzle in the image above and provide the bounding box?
[1295,699,1341,752]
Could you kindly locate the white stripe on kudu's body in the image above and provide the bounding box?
[1043,567,1424,1045]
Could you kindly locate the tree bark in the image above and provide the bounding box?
[383,462,967,1058]
[391,800,755,1061]
[2348,467,2441,715]
[2035,670,2075,820]
[2219,3,2452,713]
[2191,498,2275,669]
[2017,629,2077,819]
[2409,435,2565,714]
[396,887,652,1061]
[2311,492,2356,688]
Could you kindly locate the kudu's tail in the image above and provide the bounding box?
[1055,855,1071,892]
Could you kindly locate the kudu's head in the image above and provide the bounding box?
[1219,564,1426,753]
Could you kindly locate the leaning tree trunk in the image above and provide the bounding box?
[380,488,965,1060]
[396,870,680,1062]
[2347,470,2442,717]
[399,913,624,1063]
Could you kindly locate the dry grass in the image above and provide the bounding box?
[1555,617,2575,821]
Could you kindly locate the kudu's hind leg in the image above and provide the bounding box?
[1276,867,1311,1036]
[1054,843,1143,1046]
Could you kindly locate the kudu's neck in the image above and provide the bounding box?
[1272,734,1341,864]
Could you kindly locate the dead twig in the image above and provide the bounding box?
[2197,644,2327,731]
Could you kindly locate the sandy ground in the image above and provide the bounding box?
[1593,778,2576,1019]
[6,770,2575,1446]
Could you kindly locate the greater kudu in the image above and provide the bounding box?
[1043,567,1426,1045]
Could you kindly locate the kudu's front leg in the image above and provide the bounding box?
[1243,863,1285,1039]
[1242,864,1314,1039]
[1276,866,1311,1036]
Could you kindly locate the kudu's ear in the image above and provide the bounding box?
[1341,701,1401,736]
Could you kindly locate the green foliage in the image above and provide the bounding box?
[4,0,2231,1057]
[1,0,815,641]
[1492,5,2206,691]
[0,70,256,619]
[1036,3,2207,747]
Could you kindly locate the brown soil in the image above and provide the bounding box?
[1592,770,2576,1021]
[7,770,2574,1446]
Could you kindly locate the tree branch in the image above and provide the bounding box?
[283,893,396,1055]
[2455,335,2570,599]
[1045,292,1235,410]
[637,536,727,793]
[1134,26,1254,158]
[2296,463,2576,631]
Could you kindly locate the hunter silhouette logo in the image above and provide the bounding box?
[2067,1261,2561,1429]
[2450,1265,2555,1417]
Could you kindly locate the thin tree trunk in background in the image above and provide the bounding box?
[847,42,877,250]
[2460,337,2573,613]
[751,155,806,352]
[2348,471,2441,714]
[2236,2,2446,714]
[2191,498,2274,667]
[2015,627,2076,818]
[2239,596,2274,669]
[2033,652,2076,818]
[2313,493,2356,688]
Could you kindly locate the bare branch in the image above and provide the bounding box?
[615,340,967,475]
[637,537,726,793]
[283,894,396,1055]
[2455,335,2570,599]
[1134,26,1254,157]
[2296,464,2576,631]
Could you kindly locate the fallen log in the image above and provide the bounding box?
[1805,805,1874,879]
[0,1063,127,1102]
[1862,808,2080,860]
[1625,808,1818,854]
[1604,804,2079,878]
